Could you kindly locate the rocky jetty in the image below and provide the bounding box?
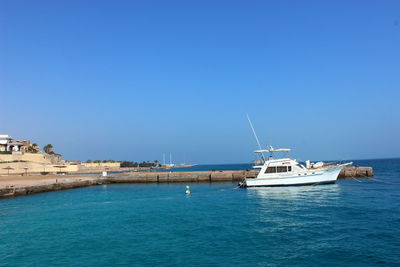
[338,166,374,178]
[0,178,107,198]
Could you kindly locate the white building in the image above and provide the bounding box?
[0,135,13,152]
[0,135,29,152]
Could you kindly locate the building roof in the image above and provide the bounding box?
[8,141,28,145]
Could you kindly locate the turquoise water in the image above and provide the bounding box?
[1,159,400,266]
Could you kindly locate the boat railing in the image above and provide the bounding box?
[323,160,347,166]
[310,160,348,168]
[253,159,265,166]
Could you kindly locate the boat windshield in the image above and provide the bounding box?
[268,150,291,159]
[253,159,265,166]
[252,147,291,166]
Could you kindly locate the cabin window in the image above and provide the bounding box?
[265,167,277,173]
[277,166,287,173]
[288,166,292,172]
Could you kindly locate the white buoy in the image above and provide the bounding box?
[185,185,190,195]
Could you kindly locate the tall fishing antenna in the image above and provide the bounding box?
[247,114,262,150]
[246,114,266,161]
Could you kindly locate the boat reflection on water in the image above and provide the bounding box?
[246,183,342,202]
[245,184,343,229]
[244,184,343,238]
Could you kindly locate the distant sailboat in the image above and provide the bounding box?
[168,153,175,168]
[161,152,196,168]
[178,154,196,167]
[162,152,175,168]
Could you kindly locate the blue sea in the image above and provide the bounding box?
[1,159,400,266]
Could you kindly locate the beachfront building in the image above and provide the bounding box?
[0,135,30,153]
[0,135,12,152]
[0,134,66,175]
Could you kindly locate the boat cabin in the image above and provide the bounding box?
[252,147,307,177]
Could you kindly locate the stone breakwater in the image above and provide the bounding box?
[339,166,374,178]
[107,166,373,183]
[0,166,373,198]
[0,178,107,198]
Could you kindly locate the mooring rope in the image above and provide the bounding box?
[350,177,363,183]
[370,178,400,185]
[349,177,400,185]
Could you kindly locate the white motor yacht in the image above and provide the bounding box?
[242,146,351,187]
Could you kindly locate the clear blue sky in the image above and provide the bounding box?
[1,1,399,164]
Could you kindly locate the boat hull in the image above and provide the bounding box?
[245,166,343,187]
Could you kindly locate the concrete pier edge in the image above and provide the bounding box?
[0,166,373,198]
